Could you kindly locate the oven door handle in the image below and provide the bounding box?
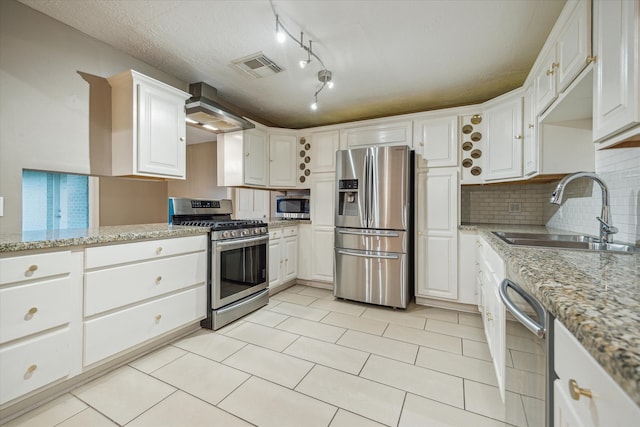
[499,279,546,338]
[215,235,269,249]
[337,249,399,260]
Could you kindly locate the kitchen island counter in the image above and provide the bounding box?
[463,223,640,406]
[0,223,210,253]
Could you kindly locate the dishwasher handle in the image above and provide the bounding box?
[499,279,546,339]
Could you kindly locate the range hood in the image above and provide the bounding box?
[185,82,255,134]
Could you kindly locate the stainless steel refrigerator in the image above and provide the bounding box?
[334,145,413,308]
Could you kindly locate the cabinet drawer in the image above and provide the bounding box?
[85,252,207,316]
[0,328,72,405]
[0,276,73,344]
[84,285,206,366]
[269,229,282,240]
[282,226,298,237]
[85,235,207,269]
[0,251,71,285]
[554,319,640,426]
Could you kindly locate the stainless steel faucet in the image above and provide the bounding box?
[550,172,618,243]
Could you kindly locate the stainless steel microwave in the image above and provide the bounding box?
[275,195,310,219]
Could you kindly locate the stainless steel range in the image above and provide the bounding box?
[169,197,268,330]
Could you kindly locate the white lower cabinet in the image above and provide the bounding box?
[554,319,640,427]
[83,235,208,366]
[0,250,83,405]
[268,226,298,292]
[457,230,478,305]
[312,227,335,283]
[296,224,313,280]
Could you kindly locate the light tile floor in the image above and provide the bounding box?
[5,285,519,427]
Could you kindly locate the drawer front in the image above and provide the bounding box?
[269,229,282,240]
[85,235,207,269]
[0,277,73,344]
[0,251,71,285]
[0,328,72,405]
[282,226,297,237]
[85,252,207,316]
[84,285,206,366]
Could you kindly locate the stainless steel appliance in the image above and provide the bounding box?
[169,197,268,330]
[275,195,310,219]
[334,145,413,308]
[499,279,553,427]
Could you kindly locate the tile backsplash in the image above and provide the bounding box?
[461,147,640,245]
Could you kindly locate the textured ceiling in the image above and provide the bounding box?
[19,0,566,129]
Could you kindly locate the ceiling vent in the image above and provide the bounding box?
[231,52,284,79]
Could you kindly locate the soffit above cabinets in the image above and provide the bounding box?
[19,0,566,129]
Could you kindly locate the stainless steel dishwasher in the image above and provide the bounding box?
[499,279,554,427]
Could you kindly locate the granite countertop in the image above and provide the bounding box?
[463,224,640,405]
[267,218,310,228]
[0,223,210,253]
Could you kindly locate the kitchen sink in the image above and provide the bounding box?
[492,232,640,254]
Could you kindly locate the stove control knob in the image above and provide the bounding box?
[222,231,231,239]
[260,227,267,234]
[253,228,260,235]
[231,230,238,238]
[241,230,250,237]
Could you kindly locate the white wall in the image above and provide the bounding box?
[546,148,640,245]
[0,0,186,232]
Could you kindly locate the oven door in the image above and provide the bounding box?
[212,235,268,309]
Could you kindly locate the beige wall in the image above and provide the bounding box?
[0,0,186,232]
[99,177,168,226]
[168,142,229,200]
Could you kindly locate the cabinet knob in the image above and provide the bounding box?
[546,69,554,76]
[586,56,597,64]
[156,247,163,255]
[28,307,38,316]
[245,153,250,157]
[485,310,493,321]
[528,124,535,129]
[552,62,559,69]
[419,143,424,147]
[26,265,38,275]
[568,379,593,401]
[515,135,523,140]
[27,364,38,373]
[155,314,162,321]
[155,276,162,284]
[179,137,185,142]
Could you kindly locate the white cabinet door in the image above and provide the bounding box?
[234,188,269,219]
[485,96,523,180]
[312,227,334,283]
[554,379,584,427]
[342,121,412,149]
[269,238,282,288]
[311,131,340,173]
[137,81,187,178]
[311,174,335,227]
[413,115,459,168]
[555,0,591,93]
[593,0,640,142]
[297,224,313,280]
[283,235,298,283]
[457,230,478,305]
[522,85,538,177]
[534,47,558,115]
[244,129,268,186]
[269,134,297,188]
[415,168,459,300]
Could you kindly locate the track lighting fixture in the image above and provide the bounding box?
[272,7,334,110]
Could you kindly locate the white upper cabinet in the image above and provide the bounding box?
[341,120,412,149]
[311,130,340,173]
[108,70,190,179]
[592,0,640,145]
[484,93,523,181]
[533,0,591,115]
[217,127,268,187]
[522,85,538,177]
[413,115,459,168]
[269,133,297,188]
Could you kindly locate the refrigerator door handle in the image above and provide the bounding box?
[337,249,400,260]
[337,229,400,237]
[364,152,370,228]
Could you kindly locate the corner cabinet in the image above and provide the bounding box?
[217,128,268,187]
[108,70,190,179]
[415,167,459,301]
[592,0,640,145]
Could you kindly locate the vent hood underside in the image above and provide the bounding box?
[185,82,255,134]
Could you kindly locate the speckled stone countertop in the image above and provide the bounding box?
[462,224,640,405]
[0,223,210,253]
